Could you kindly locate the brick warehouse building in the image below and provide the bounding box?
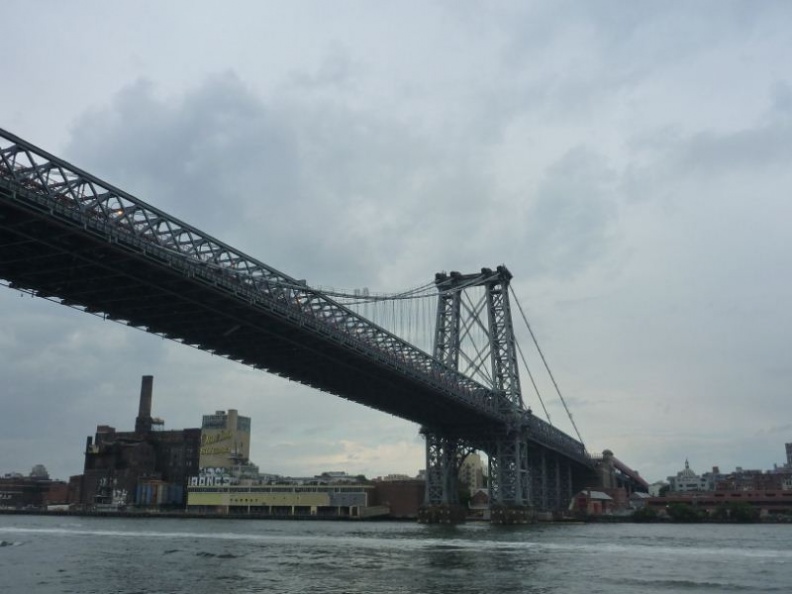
[0,473,68,509]
[371,479,425,518]
[80,376,200,509]
[646,490,792,516]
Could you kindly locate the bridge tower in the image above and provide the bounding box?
[420,265,534,523]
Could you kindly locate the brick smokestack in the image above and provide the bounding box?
[135,375,154,434]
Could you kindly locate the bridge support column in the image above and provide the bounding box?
[489,430,533,524]
[541,451,558,513]
[540,454,574,516]
[418,430,467,524]
[554,455,562,513]
[527,446,554,518]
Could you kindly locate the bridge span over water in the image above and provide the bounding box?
[0,128,641,521]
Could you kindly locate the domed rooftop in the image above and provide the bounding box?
[678,458,697,478]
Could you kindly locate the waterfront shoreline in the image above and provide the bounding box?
[0,508,410,521]
[3,508,791,524]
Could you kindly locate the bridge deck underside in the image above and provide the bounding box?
[0,188,499,432]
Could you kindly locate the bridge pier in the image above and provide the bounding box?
[419,429,469,523]
[490,504,534,525]
[417,504,468,524]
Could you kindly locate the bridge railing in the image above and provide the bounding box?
[522,412,590,463]
[0,128,508,421]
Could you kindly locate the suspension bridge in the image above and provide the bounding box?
[0,127,644,522]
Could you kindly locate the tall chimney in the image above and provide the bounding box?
[135,375,154,434]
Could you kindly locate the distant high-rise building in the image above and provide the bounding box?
[458,452,486,493]
[199,409,251,470]
[786,442,792,467]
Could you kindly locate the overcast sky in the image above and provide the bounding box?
[2,1,791,485]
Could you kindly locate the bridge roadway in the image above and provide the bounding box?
[0,128,587,465]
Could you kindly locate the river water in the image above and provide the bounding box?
[1,514,790,593]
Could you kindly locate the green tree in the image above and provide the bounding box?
[728,502,760,523]
[712,504,730,521]
[666,503,706,523]
[712,502,760,522]
[631,507,659,522]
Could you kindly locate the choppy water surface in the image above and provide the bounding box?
[1,515,790,593]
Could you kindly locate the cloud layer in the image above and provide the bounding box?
[2,1,792,483]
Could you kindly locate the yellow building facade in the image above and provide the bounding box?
[187,484,376,517]
[199,409,251,469]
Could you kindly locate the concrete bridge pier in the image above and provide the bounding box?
[490,504,534,524]
[417,504,468,524]
[422,431,460,503]
[419,429,469,524]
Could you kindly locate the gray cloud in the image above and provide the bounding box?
[2,1,792,484]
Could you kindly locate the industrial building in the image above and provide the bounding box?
[80,376,200,509]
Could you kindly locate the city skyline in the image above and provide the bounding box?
[3,384,791,485]
[2,2,792,484]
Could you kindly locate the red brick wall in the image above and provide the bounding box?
[372,480,425,518]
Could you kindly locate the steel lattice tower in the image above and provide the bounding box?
[423,266,531,512]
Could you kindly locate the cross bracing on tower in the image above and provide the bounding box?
[312,270,585,447]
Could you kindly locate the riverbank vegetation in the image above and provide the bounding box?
[630,502,769,523]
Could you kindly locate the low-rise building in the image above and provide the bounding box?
[371,478,425,518]
[648,481,668,497]
[667,459,709,492]
[647,490,792,516]
[570,490,614,515]
[0,467,67,509]
[629,491,652,509]
[186,483,377,517]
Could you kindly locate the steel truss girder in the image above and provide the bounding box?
[0,129,593,472]
[0,128,506,425]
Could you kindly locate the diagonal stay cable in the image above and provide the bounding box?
[515,339,550,422]
[510,286,585,446]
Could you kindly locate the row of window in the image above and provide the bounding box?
[189,486,370,493]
